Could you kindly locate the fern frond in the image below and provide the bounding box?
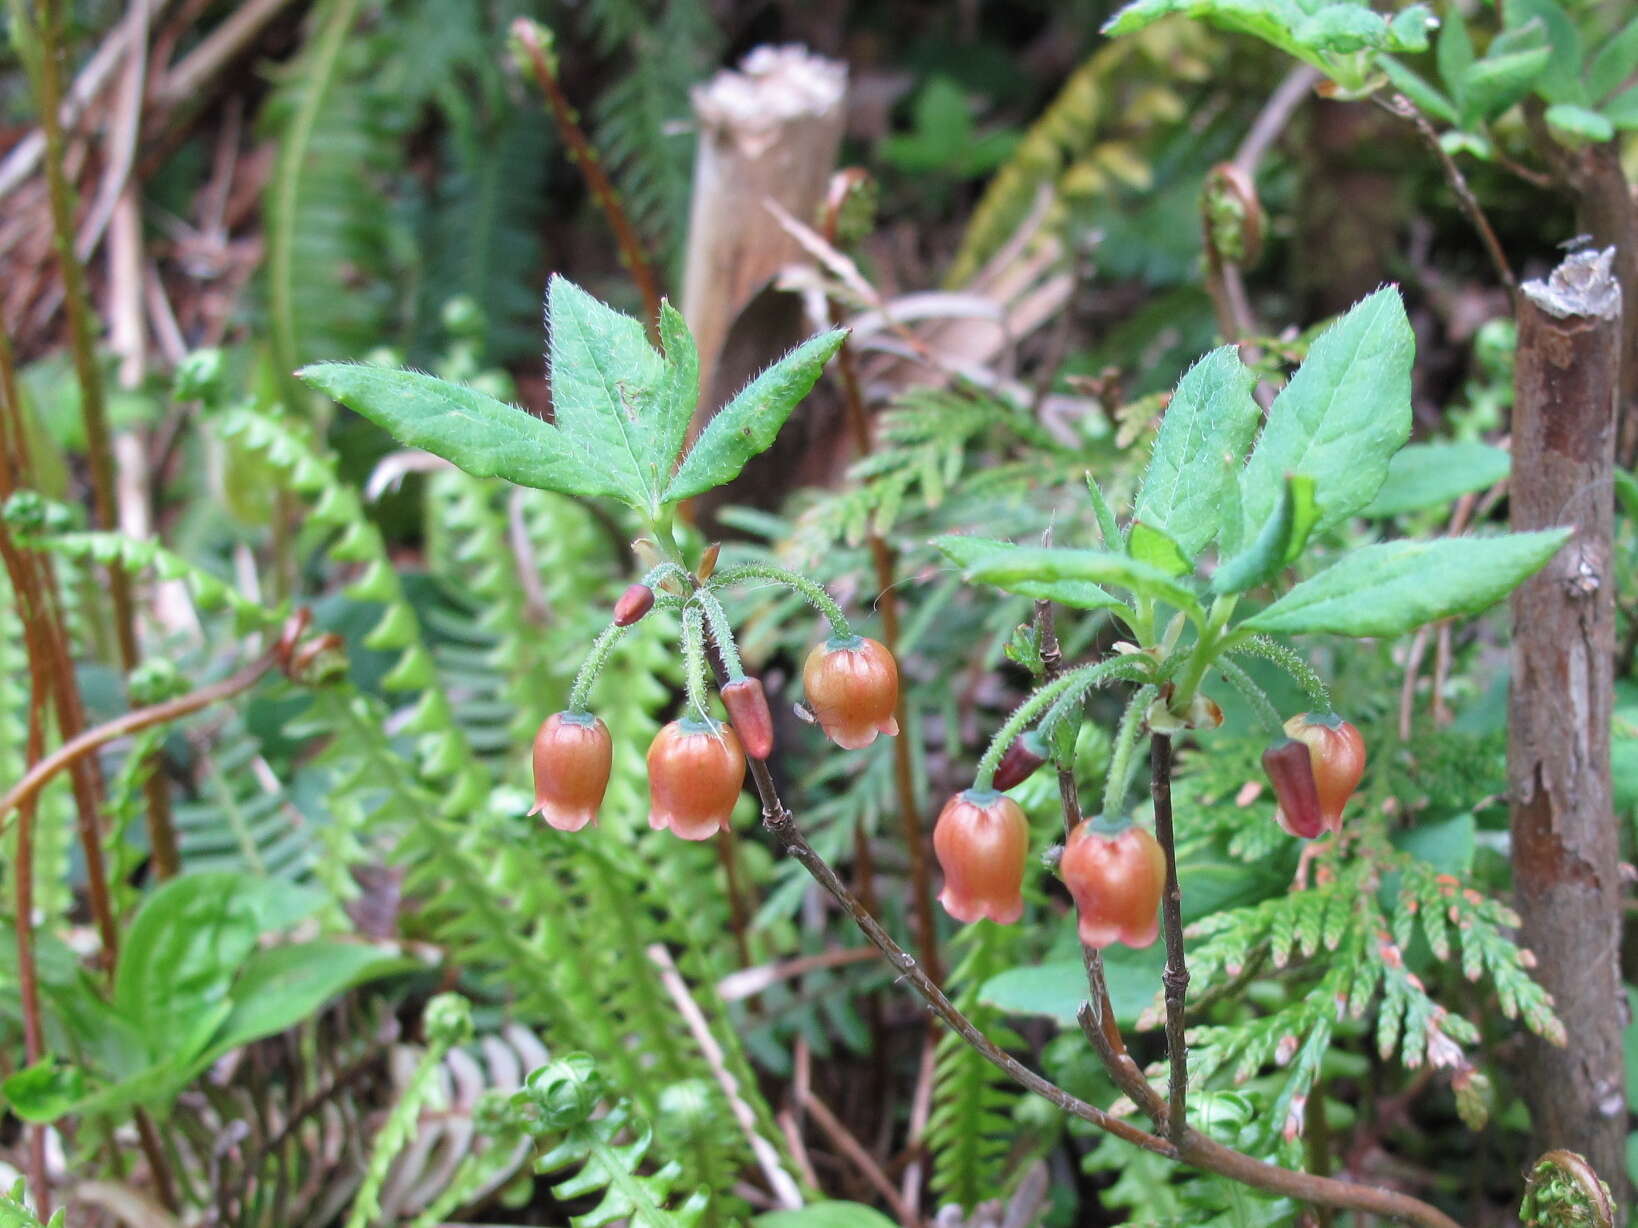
[928,922,1028,1211]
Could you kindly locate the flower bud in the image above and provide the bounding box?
[933,790,1030,924]
[1061,818,1165,949]
[1283,712,1366,836]
[613,583,655,627]
[647,718,746,840]
[992,731,1048,792]
[802,635,899,750]
[720,677,774,759]
[530,712,612,831]
[1262,737,1325,840]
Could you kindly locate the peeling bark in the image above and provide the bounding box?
[1507,247,1628,1211]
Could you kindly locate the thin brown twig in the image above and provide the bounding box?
[24,0,143,673]
[1377,93,1517,297]
[0,652,279,832]
[511,19,662,343]
[801,1088,920,1225]
[1150,733,1190,1144]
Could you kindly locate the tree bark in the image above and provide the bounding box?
[1508,246,1627,1210]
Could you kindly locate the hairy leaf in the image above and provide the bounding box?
[1243,530,1569,636]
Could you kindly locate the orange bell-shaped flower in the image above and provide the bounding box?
[1282,712,1366,836]
[933,790,1030,924]
[647,718,746,840]
[802,635,899,750]
[1061,818,1165,949]
[530,711,612,832]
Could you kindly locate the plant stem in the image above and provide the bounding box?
[1215,657,1284,735]
[972,671,1083,789]
[567,624,628,714]
[694,590,745,681]
[709,563,853,639]
[1150,733,1190,1145]
[724,656,1465,1225]
[512,18,661,343]
[680,605,713,721]
[20,0,141,670]
[1101,684,1156,820]
[0,652,281,834]
[1377,93,1516,298]
[1232,634,1331,712]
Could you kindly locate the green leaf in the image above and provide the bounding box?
[1129,521,1193,576]
[546,276,696,512]
[1545,102,1615,143]
[1,1058,84,1124]
[1605,84,1638,128]
[933,536,1124,613]
[1615,468,1638,520]
[1243,530,1569,636]
[1588,16,1638,102]
[1385,5,1435,54]
[1133,346,1260,557]
[202,943,416,1064]
[114,872,260,1061]
[1362,442,1511,516]
[755,1204,899,1228]
[958,543,1201,615]
[1436,8,1474,110]
[1380,56,1458,126]
[297,363,616,499]
[1211,473,1317,594]
[664,328,848,503]
[1462,35,1551,125]
[1086,472,1123,549]
[1500,0,1583,105]
[1239,287,1413,540]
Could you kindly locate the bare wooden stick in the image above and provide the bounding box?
[680,45,847,409]
[1507,246,1628,1201]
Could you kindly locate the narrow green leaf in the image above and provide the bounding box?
[1244,530,1569,636]
[1085,472,1123,549]
[1129,521,1193,576]
[654,300,700,479]
[297,363,616,499]
[1605,84,1638,128]
[1436,7,1474,110]
[664,328,848,503]
[1500,0,1584,105]
[1211,473,1317,594]
[1381,56,1458,126]
[933,535,1123,612]
[1545,102,1614,143]
[1134,346,1261,556]
[1462,36,1551,124]
[961,543,1201,615]
[1362,441,1510,516]
[1240,287,1413,540]
[1589,16,1638,102]
[1585,16,1638,102]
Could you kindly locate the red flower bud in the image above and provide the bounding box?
[1061,819,1165,949]
[530,712,612,831]
[720,677,774,760]
[1282,712,1366,836]
[802,635,899,750]
[614,583,656,627]
[1262,737,1325,839]
[992,731,1049,791]
[933,790,1030,924]
[647,718,746,840]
